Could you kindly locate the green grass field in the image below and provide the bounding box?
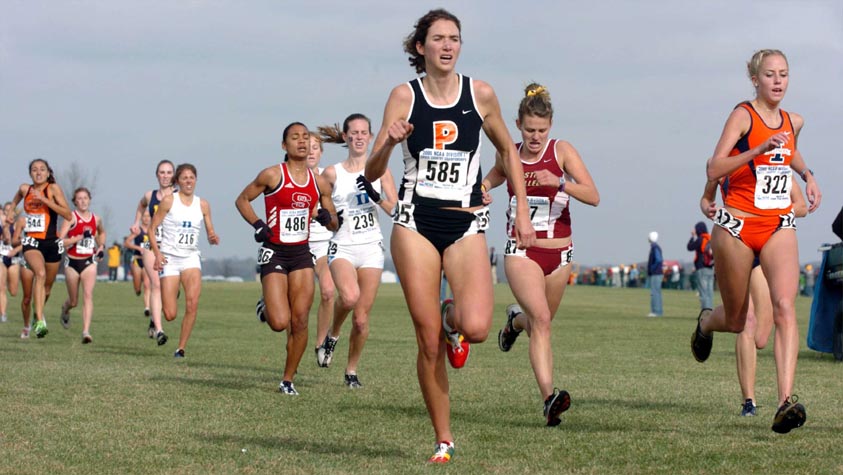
[1,282,840,474]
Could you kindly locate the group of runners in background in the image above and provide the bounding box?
[1,8,823,464]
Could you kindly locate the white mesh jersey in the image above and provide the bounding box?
[159,192,203,257]
[308,167,333,243]
[330,163,383,245]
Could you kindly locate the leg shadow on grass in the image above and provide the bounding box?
[201,433,408,459]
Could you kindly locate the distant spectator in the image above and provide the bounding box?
[629,264,639,288]
[688,221,715,310]
[121,236,134,281]
[647,231,663,317]
[107,242,121,281]
[803,264,815,297]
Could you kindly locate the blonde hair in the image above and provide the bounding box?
[518,82,553,121]
[747,49,788,80]
[308,131,324,151]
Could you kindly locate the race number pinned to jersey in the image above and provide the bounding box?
[417,123,470,200]
[509,196,550,232]
[76,237,95,255]
[25,213,46,233]
[754,165,792,210]
[349,208,377,237]
[278,208,309,243]
[0,242,11,256]
[175,221,200,250]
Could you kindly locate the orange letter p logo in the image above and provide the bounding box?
[433,121,458,150]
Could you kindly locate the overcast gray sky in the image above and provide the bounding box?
[2,1,841,267]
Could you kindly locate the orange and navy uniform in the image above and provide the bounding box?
[722,101,795,216]
[66,210,98,259]
[23,185,58,240]
[717,102,797,254]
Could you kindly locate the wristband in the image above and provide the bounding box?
[558,175,566,192]
[800,169,813,182]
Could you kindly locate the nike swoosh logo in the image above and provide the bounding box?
[462,110,472,114]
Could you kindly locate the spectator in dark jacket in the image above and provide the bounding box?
[688,221,715,310]
[647,231,663,317]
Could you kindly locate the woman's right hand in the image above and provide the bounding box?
[386,120,414,145]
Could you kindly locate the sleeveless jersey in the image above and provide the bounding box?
[264,163,320,246]
[331,163,383,245]
[66,210,98,258]
[23,185,58,240]
[506,139,572,239]
[134,228,149,256]
[722,102,795,216]
[148,189,166,243]
[159,192,203,257]
[400,74,484,208]
[309,166,333,243]
[0,222,12,257]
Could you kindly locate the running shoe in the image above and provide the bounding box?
[255,297,267,323]
[278,380,299,396]
[156,331,168,346]
[20,326,31,339]
[34,319,48,338]
[741,398,757,417]
[428,441,454,464]
[1,314,7,323]
[81,332,93,344]
[144,308,150,317]
[498,304,523,352]
[61,305,70,329]
[147,319,155,338]
[442,299,469,368]
[691,308,713,362]
[174,349,185,359]
[316,334,338,368]
[543,388,571,427]
[136,289,142,296]
[771,396,806,434]
[344,373,363,389]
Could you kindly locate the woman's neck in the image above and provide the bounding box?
[422,71,459,103]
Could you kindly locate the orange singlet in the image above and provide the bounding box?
[717,102,797,254]
[23,185,58,240]
[722,101,795,217]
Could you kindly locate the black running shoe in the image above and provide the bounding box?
[543,388,571,427]
[174,349,185,359]
[156,331,168,346]
[772,396,806,434]
[147,319,155,338]
[279,380,299,396]
[741,398,757,417]
[691,308,713,362]
[316,335,338,368]
[144,308,151,317]
[255,297,267,323]
[60,305,70,329]
[498,304,523,352]
[344,373,363,389]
